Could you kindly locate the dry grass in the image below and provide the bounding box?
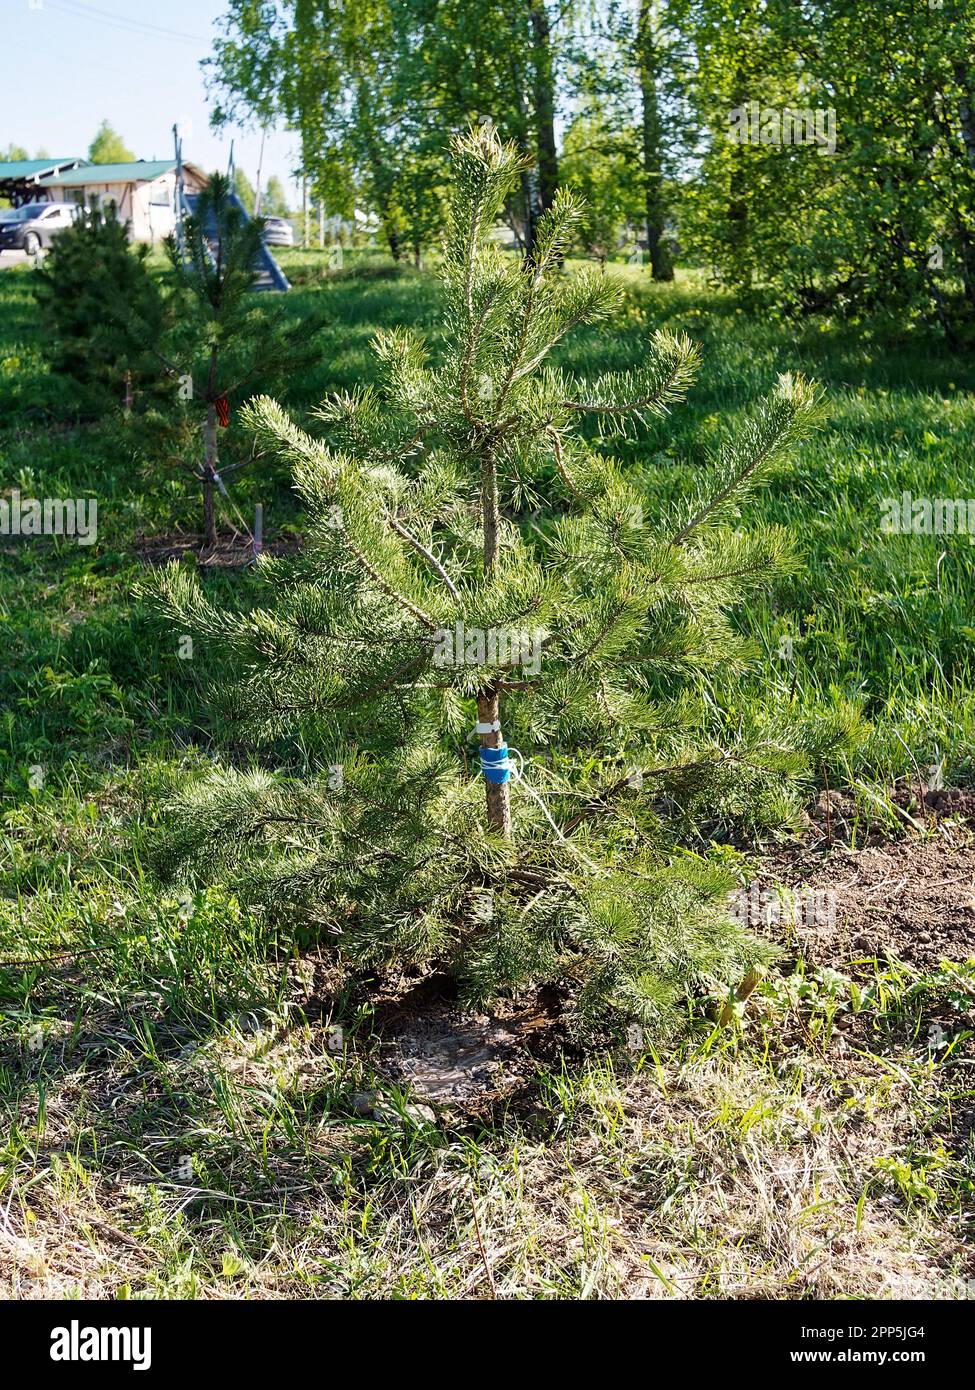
[3,952,972,1299]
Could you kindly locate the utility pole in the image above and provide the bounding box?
[172,123,185,260]
[254,126,267,216]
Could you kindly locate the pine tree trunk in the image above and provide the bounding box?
[477,686,512,838]
[203,399,218,551]
[481,444,500,578]
[202,345,219,551]
[637,0,674,282]
[479,444,511,837]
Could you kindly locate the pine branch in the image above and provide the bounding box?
[387,515,460,600]
[560,329,700,430]
[670,373,824,544]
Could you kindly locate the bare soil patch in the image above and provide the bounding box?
[380,1003,554,1108]
[368,822,975,1113]
[763,830,975,971]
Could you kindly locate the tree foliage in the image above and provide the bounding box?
[561,110,645,263]
[32,205,167,414]
[681,0,975,334]
[204,0,975,331]
[145,129,851,1036]
[87,120,135,164]
[206,0,568,257]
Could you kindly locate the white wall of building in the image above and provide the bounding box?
[42,168,206,243]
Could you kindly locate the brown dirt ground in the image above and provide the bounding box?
[766,815,975,972]
[376,812,975,1111]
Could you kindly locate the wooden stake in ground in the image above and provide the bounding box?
[202,404,219,551]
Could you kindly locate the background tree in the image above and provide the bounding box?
[146,128,852,1036]
[207,0,393,253]
[206,0,573,259]
[233,167,257,212]
[202,0,975,326]
[561,109,644,263]
[383,148,449,268]
[262,174,291,217]
[386,0,568,254]
[635,0,675,280]
[568,0,692,280]
[681,0,975,334]
[32,205,167,415]
[679,0,797,297]
[88,119,135,164]
[1,144,30,208]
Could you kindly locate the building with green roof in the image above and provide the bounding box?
[0,158,88,205]
[35,158,207,243]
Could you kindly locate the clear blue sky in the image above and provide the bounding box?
[4,0,301,204]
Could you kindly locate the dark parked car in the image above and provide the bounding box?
[0,201,80,255]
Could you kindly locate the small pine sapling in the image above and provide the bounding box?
[32,203,167,415]
[159,172,319,551]
[147,128,854,1037]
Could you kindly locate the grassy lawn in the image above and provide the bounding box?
[0,248,973,1298]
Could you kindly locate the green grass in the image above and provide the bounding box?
[0,247,973,1297]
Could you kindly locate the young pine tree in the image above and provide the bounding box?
[33,204,166,415]
[161,173,315,550]
[147,127,847,1037]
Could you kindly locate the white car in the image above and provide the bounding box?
[262,216,295,248]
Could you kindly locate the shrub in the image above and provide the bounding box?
[32,205,167,414]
